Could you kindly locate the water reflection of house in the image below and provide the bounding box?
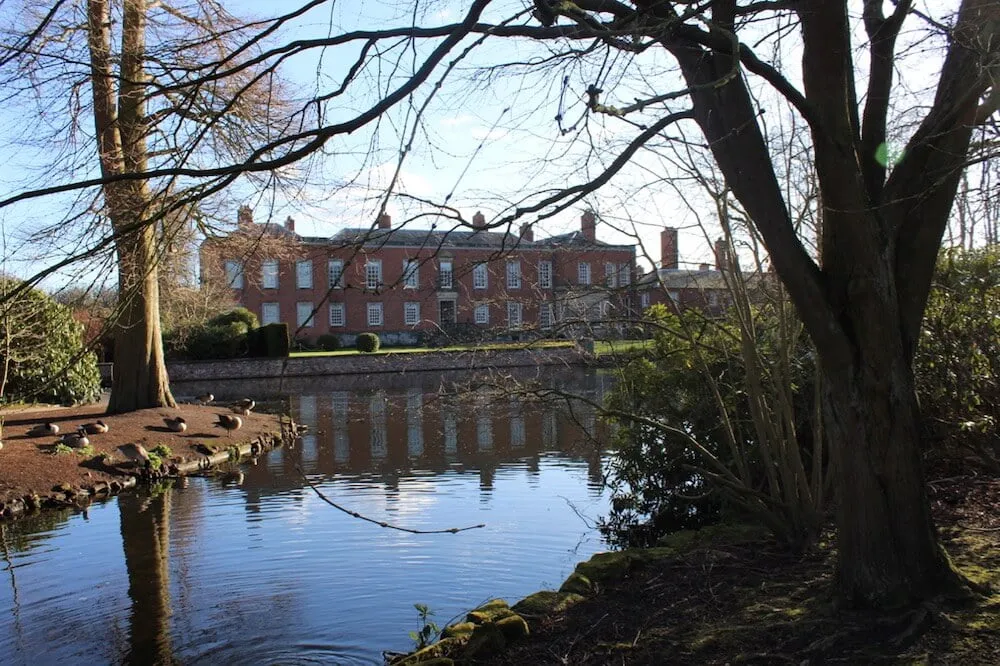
[199,207,637,344]
[239,372,613,498]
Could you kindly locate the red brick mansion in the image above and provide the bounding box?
[200,208,639,345]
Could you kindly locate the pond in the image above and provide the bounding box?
[0,367,615,665]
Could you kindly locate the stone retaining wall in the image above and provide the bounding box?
[164,346,590,382]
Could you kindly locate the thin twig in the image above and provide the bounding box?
[297,466,485,535]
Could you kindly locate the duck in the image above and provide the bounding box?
[195,393,214,405]
[163,416,187,433]
[27,422,59,437]
[60,428,90,449]
[230,398,255,414]
[82,420,109,435]
[117,443,150,467]
[215,414,242,437]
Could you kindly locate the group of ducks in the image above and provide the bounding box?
[162,396,254,437]
[27,419,108,449]
[18,396,256,460]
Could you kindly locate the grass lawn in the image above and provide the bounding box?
[289,339,577,358]
[594,339,653,355]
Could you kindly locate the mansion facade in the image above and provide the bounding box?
[200,208,638,345]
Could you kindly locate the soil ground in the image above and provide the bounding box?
[481,470,1000,665]
[0,397,282,510]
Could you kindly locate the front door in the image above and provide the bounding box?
[439,300,456,325]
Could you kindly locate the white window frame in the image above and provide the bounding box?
[474,303,490,324]
[619,263,631,285]
[328,259,344,289]
[507,301,523,328]
[224,260,243,289]
[578,262,591,286]
[404,302,421,326]
[439,259,453,289]
[296,302,315,328]
[506,260,521,289]
[668,289,681,305]
[366,259,383,290]
[296,260,313,289]
[538,260,552,289]
[403,259,419,289]
[367,302,384,327]
[640,292,651,308]
[605,262,617,287]
[473,263,488,290]
[539,302,554,330]
[261,302,280,325]
[329,302,346,327]
[262,259,279,289]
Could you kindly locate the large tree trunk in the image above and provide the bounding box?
[820,262,963,605]
[88,0,175,412]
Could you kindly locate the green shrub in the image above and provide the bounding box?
[182,321,249,360]
[601,302,818,548]
[262,323,290,357]
[356,332,381,353]
[316,333,340,351]
[0,278,101,405]
[915,246,1000,468]
[208,307,259,330]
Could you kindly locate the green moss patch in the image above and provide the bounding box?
[512,590,586,617]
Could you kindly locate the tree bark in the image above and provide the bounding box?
[87,0,175,412]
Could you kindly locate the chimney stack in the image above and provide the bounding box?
[237,205,253,228]
[699,263,710,271]
[714,238,730,271]
[284,216,295,233]
[520,223,534,242]
[472,210,486,229]
[660,227,679,270]
[581,210,596,241]
[377,212,391,229]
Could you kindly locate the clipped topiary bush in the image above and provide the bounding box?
[260,322,290,357]
[182,321,249,360]
[0,278,101,405]
[356,332,381,353]
[317,333,340,351]
[208,307,259,330]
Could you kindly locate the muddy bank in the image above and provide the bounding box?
[0,402,290,522]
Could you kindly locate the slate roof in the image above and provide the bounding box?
[296,226,634,252]
[638,267,777,291]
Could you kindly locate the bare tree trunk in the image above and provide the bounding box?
[821,268,962,605]
[87,0,174,412]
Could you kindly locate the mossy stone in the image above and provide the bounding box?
[575,551,635,583]
[441,622,476,640]
[462,623,506,661]
[393,637,463,665]
[466,599,512,624]
[495,614,530,641]
[559,572,593,595]
[511,590,586,617]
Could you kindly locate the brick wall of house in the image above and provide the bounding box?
[201,210,637,342]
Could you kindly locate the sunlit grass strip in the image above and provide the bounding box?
[289,340,577,358]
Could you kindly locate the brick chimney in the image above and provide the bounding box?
[581,210,596,241]
[237,205,253,228]
[714,238,730,271]
[377,212,391,229]
[520,223,534,242]
[660,227,678,270]
[472,210,486,229]
[284,216,295,233]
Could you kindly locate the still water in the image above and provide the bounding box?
[0,368,614,665]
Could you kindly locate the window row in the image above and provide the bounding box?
[263,301,558,330]
[225,258,632,291]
